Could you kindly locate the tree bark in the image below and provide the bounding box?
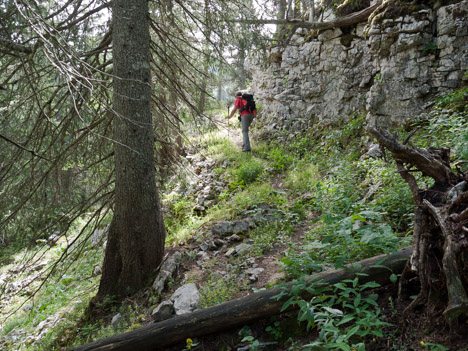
[95,0,165,300]
[72,247,411,351]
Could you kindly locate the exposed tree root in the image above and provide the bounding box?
[369,127,468,323]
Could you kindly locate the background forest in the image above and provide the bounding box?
[0,0,467,350]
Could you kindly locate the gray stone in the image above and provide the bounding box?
[152,252,182,295]
[171,283,200,315]
[48,232,60,246]
[151,300,175,322]
[214,239,226,248]
[226,243,252,258]
[212,221,233,236]
[365,144,382,159]
[318,28,343,41]
[90,226,108,247]
[92,265,102,276]
[246,268,265,282]
[34,312,66,341]
[6,282,19,293]
[225,248,237,257]
[111,313,122,326]
[23,303,33,312]
[212,219,253,237]
[227,234,242,243]
[236,243,252,256]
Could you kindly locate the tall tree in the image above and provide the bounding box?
[95,0,166,300]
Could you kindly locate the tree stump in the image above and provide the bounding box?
[369,127,468,321]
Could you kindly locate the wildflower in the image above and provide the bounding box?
[186,338,193,349]
[420,341,425,346]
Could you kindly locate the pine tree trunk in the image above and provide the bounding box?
[277,0,287,33]
[95,0,165,300]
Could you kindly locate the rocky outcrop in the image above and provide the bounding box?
[151,283,200,322]
[152,251,182,295]
[247,1,468,134]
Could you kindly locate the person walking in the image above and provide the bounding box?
[227,91,257,152]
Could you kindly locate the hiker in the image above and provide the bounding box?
[227,91,257,152]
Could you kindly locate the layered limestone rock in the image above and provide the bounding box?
[246,1,468,133]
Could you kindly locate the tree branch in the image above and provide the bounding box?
[0,36,33,55]
[369,127,456,184]
[230,1,382,30]
[0,133,50,161]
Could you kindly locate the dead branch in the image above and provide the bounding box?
[396,161,421,204]
[0,132,50,161]
[369,127,456,184]
[450,207,468,222]
[230,1,382,31]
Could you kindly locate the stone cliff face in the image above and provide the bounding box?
[246,0,468,134]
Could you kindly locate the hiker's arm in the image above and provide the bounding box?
[227,105,238,119]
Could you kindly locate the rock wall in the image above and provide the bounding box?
[246,1,468,134]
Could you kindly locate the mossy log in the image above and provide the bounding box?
[70,247,411,351]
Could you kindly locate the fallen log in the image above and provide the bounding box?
[70,247,411,351]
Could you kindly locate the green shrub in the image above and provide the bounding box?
[357,158,415,232]
[231,183,288,211]
[268,144,293,172]
[410,88,467,171]
[234,158,264,184]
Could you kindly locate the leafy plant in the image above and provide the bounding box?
[420,341,449,351]
[266,143,293,172]
[239,326,261,351]
[320,210,402,263]
[234,157,264,184]
[422,41,437,54]
[265,321,283,340]
[275,277,391,350]
[374,72,383,84]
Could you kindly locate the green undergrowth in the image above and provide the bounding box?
[1,87,466,350]
[0,218,104,350]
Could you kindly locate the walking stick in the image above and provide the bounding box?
[227,103,230,139]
